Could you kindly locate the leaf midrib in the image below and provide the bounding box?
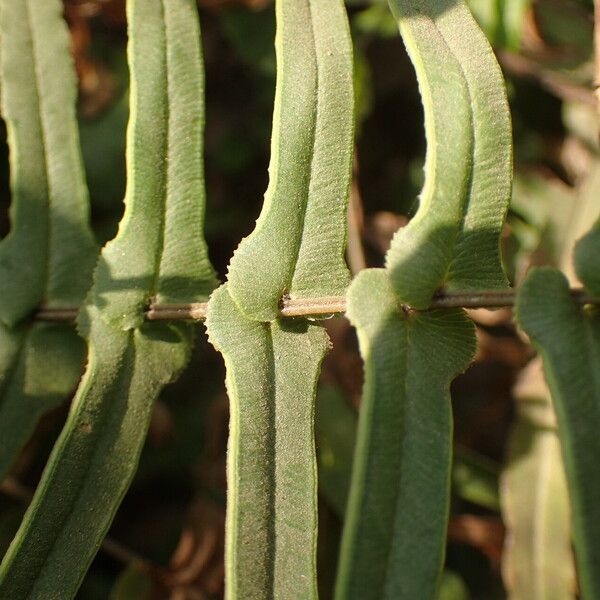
[149,0,170,302]
[25,0,52,302]
[282,0,319,297]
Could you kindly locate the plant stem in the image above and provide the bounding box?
[34,288,600,322]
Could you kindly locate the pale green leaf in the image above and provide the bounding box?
[0,0,97,325]
[501,359,575,600]
[515,268,600,599]
[206,284,329,600]
[93,0,217,329]
[226,0,354,321]
[385,0,511,307]
[336,269,476,600]
[499,0,531,50]
[467,0,530,50]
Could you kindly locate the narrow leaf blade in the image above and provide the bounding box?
[0,0,97,324]
[0,2,216,596]
[206,285,329,600]
[94,0,216,329]
[226,0,354,320]
[501,359,575,600]
[385,0,511,307]
[515,268,600,598]
[337,269,476,600]
[0,309,192,599]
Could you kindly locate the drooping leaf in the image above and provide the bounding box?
[0,0,97,482]
[93,0,217,329]
[226,0,354,321]
[0,0,97,325]
[0,1,216,596]
[385,0,511,307]
[206,284,329,600]
[515,268,600,599]
[336,269,476,600]
[501,359,575,600]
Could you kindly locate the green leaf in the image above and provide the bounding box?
[206,284,329,600]
[498,0,531,50]
[452,447,500,512]
[316,385,357,517]
[93,0,217,329]
[574,223,600,295]
[385,0,511,307]
[336,269,476,600]
[226,0,354,321]
[438,570,469,600]
[501,359,575,600]
[0,308,192,599]
[0,323,86,481]
[0,0,96,483]
[110,565,153,600]
[0,0,97,326]
[0,1,216,596]
[467,0,530,50]
[515,268,600,599]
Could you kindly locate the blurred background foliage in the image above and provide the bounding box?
[0,0,598,598]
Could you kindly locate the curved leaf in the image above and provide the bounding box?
[0,1,216,596]
[0,0,97,325]
[515,268,600,599]
[93,0,217,329]
[336,269,476,600]
[208,2,354,595]
[385,0,511,308]
[0,309,192,599]
[206,285,329,600]
[226,0,354,321]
